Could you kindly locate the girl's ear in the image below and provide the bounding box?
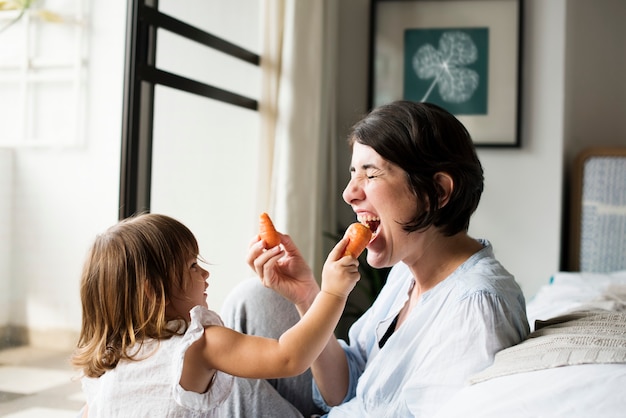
[143,279,169,305]
[434,172,454,208]
[143,279,153,297]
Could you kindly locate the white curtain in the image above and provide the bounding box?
[257,0,338,276]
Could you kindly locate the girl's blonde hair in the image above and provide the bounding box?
[72,213,199,378]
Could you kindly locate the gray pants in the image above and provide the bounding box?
[220,277,324,418]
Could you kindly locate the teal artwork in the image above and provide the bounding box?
[404,28,489,115]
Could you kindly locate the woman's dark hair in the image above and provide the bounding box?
[348,101,484,236]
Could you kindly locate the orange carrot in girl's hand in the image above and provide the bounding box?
[259,212,281,249]
[343,222,372,258]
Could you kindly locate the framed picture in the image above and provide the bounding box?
[369,0,523,147]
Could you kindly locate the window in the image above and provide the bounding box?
[120,0,261,219]
[0,0,88,147]
[120,1,262,307]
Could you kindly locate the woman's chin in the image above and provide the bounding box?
[364,251,388,269]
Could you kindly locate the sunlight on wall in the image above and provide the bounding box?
[0,149,12,326]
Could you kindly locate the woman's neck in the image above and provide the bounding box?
[408,232,482,295]
[395,232,482,330]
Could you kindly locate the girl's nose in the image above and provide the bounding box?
[200,266,210,279]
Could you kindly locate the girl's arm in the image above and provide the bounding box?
[255,232,353,405]
[181,237,359,389]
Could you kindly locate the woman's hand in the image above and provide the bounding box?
[247,232,320,309]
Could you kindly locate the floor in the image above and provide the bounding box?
[0,346,84,418]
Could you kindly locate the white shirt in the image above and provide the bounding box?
[82,306,234,417]
[313,240,529,417]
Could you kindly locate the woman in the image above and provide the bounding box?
[222,101,529,417]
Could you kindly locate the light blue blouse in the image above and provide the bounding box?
[313,240,529,417]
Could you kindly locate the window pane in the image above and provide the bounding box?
[156,27,260,101]
[158,0,261,55]
[150,85,260,310]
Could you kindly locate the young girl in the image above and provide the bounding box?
[72,213,360,417]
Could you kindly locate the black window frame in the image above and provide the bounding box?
[119,0,260,219]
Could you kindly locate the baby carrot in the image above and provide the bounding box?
[343,222,372,258]
[259,212,281,249]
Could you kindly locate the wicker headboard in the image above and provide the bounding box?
[569,147,626,272]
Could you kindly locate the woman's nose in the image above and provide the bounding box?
[342,177,362,204]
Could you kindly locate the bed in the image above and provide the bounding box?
[434,270,626,417]
[434,148,626,418]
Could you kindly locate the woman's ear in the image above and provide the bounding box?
[434,172,454,208]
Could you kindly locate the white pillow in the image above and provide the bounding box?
[526,270,626,330]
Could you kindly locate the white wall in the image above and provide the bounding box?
[471,0,566,297]
[0,149,13,327]
[563,0,626,164]
[3,1,126,348]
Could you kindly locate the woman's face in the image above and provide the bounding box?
[342,142,420,268]
[166,256,209,320]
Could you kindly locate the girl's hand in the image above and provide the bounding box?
[247,232,320,308]
[321,236,361,299]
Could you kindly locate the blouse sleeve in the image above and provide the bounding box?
[173,305,234,412]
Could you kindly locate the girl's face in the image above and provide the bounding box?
[342,142,421,268]
[166,256,209,320]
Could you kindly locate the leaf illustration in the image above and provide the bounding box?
[412,31,479,104]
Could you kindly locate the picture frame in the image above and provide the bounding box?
[368,0,523,147]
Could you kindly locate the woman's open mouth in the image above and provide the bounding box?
[357,215,380,242]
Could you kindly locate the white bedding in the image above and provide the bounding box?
[526,270,626,330]
[433,270,626,418]
[433,363,626,418]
